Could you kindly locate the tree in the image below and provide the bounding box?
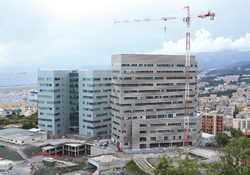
[209,136,250,174]
[154,153,209,175]
[215,133,229,147]
[12,111,16,116]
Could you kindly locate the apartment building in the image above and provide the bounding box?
[111,54,202,149]
[37,69,111,136]
[202,111,223,135]
[233,118,250,131]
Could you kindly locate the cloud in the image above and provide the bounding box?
[151,28,250,54]
[0,57,11,66]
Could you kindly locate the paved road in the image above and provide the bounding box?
[134,158,154,175]
[0,140,28,151]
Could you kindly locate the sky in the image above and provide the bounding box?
[0,0,250,72]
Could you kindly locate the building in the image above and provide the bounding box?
[37,69,112,136]
[0,128,47,145]
[111,54,201,149]
[38,139,92,157]
[202,111,223,135]
[202,132,215,146]
[21,104,38,116]
[233,118,250,131]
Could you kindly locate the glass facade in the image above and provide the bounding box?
[69,73,79,128]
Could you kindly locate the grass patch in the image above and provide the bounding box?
[23,146,42,158]
[75,161,87,169]
[126,160,151,175]
[0,148,24,161]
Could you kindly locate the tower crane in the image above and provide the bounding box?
[115,6,215,149]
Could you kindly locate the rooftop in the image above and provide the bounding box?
[0,128,46,140]
[202,133,215,137]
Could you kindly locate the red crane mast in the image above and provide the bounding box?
[115,7,215,149]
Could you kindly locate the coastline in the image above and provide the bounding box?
[0,86,37,92]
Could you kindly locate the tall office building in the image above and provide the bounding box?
[38,69,111,136]
[111,54,202,149]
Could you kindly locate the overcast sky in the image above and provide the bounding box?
[0,0,249,71]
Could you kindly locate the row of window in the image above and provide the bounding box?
[120,107,195,114]
[40,89,60,93]
[84,83,111,87]
[112,63,197,67]
[134,101,183,106]
[123,70,196,74]
[38,77,61,81]
[124,109,153,113]
[123,89,196,94]
[86,125,108,130]
[38,101,61,104]
[87,101,108,105]
[151,123,181,127]
[83,107,111,111]
[82,78,111,81]
[40,83,61,87]
[40,112,60,116]
[82,89,111,93]
[38,118,60,122]
[112,83,153,87]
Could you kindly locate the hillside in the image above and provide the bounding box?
[206,64,250,76]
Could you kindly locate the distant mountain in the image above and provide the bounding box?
[194,50,250,71]
[206,64,250,76]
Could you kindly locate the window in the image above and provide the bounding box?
[40,89,60,92]
[177,64,185,67]
[38,77,44,80]
[39,118,52,122]
[103,89,111,92]
[157,70,183,73]
[157,64,174,67]
[120,77,132,80]
[83,90,101,93]
[157,83,173,86]
[124,70,153,73]
[40,83,52,87]
[140,137,147,142]
[47,101,60,104]
[47,113,60,116]
[112,83,153,87]
[39,107,52,110]
[140,124,147,127]
[82,78,101,81]
[135,77,163,80]
[96,113,107,117]
[124,89,163,93]
[55,83,59,86]
[140,131,147,134]
[47,125,52,128]
[83,96,93,99]
[83,108,101,111]
[150,137,158,141]
[55,78,60,80]
[38,95,52,98]
[46,78,52,81]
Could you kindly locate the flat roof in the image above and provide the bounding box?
[202,133,215,137]
[0,128,46,140]
[41,146,55,151]
[65,143,83,147]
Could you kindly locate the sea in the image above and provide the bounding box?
[0,71,37,89]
